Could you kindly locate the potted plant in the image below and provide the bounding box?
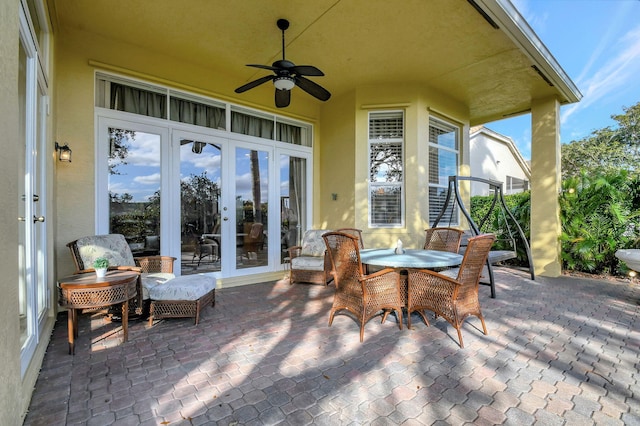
[93,257,109,277]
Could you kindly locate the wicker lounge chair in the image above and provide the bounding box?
[323,231,403,342]
[67,234,176,315]
[407,233,495,348]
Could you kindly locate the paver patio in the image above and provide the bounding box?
[23,268,640,425]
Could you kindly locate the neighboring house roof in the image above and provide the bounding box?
[470,126,531,182]
[51,0,581,123]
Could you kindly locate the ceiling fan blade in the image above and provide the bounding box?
[294,76,331,101]
[235,75,274,93]
[275,88,291,108]
[246,64,281,72]
[291,65,324,77]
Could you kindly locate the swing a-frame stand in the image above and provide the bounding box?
[431,176,535,298]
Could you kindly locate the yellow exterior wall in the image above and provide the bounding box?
[530,96,562,276]
[0,1,23,423]
[319,83,468,250]
[317,90,357,229]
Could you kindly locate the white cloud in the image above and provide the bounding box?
[133,173,161,186]
[562,25,640,125]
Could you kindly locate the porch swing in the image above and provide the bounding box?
[431,176,535,298]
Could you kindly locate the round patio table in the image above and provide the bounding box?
[359,248,463,305]
[57,270,138,355]
[359,248,463,269]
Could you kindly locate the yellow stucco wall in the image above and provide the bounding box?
[0,0,26,423]
[319,83,469,250]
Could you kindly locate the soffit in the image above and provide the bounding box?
[49,0,579,124]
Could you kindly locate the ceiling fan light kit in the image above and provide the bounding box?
[234,18,331,108]
[274,76,295,91]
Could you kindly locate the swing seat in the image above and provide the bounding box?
[459,232,516,263]
[431,176,536,299]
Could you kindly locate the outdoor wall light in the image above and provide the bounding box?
[55,142,72,162]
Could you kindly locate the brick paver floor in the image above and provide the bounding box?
[23,268,640,425]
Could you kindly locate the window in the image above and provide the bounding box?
[369,111,404,227]
[95,74,312,146]
[428,117,459,224]
[506,176,529,194]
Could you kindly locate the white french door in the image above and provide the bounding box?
[18,11,49,376]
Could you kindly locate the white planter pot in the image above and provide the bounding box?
[615,249,640,272]
[95,268,107,278]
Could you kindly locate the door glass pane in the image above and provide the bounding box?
[18,40,29,347]
[107,128,161,255]
[280,155,306,263]
[236,148,268,269]
[180,140,222,274]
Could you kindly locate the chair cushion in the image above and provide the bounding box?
[300,229,332,257]
[291,255,326,271]
[75,234,136,268]
[148,274,217,301]
[141,272,176,299]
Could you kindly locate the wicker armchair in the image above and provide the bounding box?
[288,229,333,284]
[67,234,176,314]
[407,234,495,348]
[423,227,464,252]
[323,231,403,342]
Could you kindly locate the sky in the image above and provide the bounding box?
[486,0,640,160]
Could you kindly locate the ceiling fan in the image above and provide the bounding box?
[234,19,331,108]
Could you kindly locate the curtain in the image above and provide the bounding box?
[277,122,301,145]
[170,98,225,129]
[289,157,305,245]
[231,112,274,138]
[110,83,166,118]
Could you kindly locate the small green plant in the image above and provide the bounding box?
[93,257,109,269]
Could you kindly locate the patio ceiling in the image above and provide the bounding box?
[48,0,581,124]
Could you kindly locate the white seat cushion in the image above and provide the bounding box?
[141,272,176,299]
[148,274,216,301]
[291,255,326,271]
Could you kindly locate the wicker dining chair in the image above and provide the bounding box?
[407,233,495,348]
[323,231,403,342]
[423,227,465,253]
[336,228,364,248]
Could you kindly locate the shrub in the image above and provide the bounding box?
[560,170,640,275]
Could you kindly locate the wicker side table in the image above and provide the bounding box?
[58,271,139,354]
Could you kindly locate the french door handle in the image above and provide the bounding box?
[18,216,26,222]
[33,215,45,223]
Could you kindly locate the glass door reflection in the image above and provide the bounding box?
[236,147,268,269]
[180,140,222,274]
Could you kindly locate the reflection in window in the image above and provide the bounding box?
[236,148,269,269]
[108,128,161,255]
[428,117,459,224]
[369,111,404,227]
[280,156,306,263]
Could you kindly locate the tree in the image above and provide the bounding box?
[562,101,640,179]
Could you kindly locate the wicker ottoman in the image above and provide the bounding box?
[148,274,216,325]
